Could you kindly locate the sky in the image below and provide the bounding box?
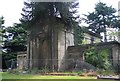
[0,0,120,26]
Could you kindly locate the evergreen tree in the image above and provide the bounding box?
[3,23,27,53]
[20,1,83,45]
[1,23,27,69]
[20,1,80,30]
[74,25,84,45]
[0,16,4,44]
[84,2,117,42]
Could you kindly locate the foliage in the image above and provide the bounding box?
[20,1,83,45]
[83,2,119,42]
[97,69,115,75]
[97,48,111,69]
[28,68,50,74]
[77,70,84,75]
[84,46,111,70]
[0,16,4,43]
[20,1,80,30]
[8,69,22,74]
[2,23,27,61]
[0,16,8,69]
[1,23,27,70]
[3,23,27,48]
[74,26,84,45]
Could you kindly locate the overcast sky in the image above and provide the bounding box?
[0,0,120,26]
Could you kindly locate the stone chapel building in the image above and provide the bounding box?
[26,18,74,71]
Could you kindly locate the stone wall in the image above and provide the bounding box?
[64,41,120,70]
[17,51,27,70]
[112,44,120,66]
[26,19,74,71]
[65,46,85,71]
[57,30,74,71]
[27,22,57,70]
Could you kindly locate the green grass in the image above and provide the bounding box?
[0,72,115,81]
[1,72,96,79]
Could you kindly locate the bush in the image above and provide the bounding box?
[84,47,111,70]
[97,69,115,75]
[28,68,50,74]
[77,70,84,75]
[8,69,21,74]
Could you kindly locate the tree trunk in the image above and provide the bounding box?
[27,39,30,69]
[103,16,107,42]
[29,40,33,69]
[104,29,107,42]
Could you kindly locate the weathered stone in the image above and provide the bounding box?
[17,51,27,70]
[65,41,120,71]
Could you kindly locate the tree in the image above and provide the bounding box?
[74,25,84,45]
[0,16,4,44]
[84,2,117,42]
[2,23,27,60]
[0,16,5,69]
[20,1,80,30]
[1,23,27,69]
[20,1,81,46]
[20,1,81,70]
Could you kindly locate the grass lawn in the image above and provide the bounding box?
[0,72,115,81]
[1,72,96,79]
